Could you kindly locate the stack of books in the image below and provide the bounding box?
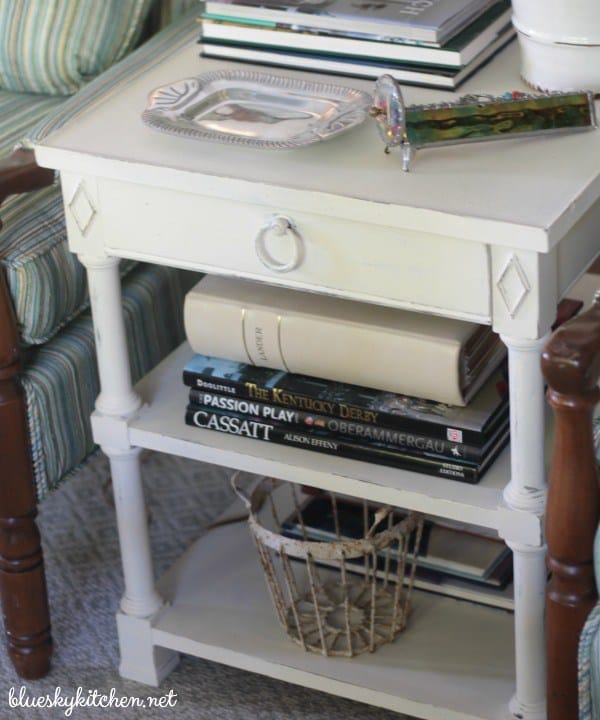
[199,0,516,89]
[180,279,583,610]
[182,276,510,484]
[183,353,510,483]
[279,490,514,609]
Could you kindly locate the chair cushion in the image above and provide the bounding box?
[1,9,201,344]
[0,90,139,344]
[2,176,141,345]
[0,0,154,96]
[0,90,89,345]
[22,263,198,500]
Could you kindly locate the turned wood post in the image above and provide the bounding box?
[0,148,54,678]
[542,294,600,720]
[0,271,52,678]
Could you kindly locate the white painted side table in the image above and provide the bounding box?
[33,22,600,720]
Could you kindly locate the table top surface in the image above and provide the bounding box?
[34,25,600,252]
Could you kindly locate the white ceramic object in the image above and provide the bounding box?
[511,0,600,91]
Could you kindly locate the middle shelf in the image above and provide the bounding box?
[122,342,544,546]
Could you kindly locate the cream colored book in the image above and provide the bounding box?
[183,276,505,406]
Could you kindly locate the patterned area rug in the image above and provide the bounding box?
[0,450,413,720]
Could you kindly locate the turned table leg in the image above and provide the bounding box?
[0,271,52,678]
[501,333,549,720]
[80,254,177,684]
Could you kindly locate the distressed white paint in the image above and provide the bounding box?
[108,448,163,619]
[96,177,492,322]
[148,511,517,720]
[501,334,549,514]
[129,343,543,547]
[79,254,141,417]
[116,612,179,686]
[506,541,548,720]
[80,255,162,624]
[33,28,600,720]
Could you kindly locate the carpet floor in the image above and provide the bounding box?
[0,450,415,720]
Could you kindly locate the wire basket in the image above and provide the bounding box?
[233,475,424,658]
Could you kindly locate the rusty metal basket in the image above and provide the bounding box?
[233,475,424,658]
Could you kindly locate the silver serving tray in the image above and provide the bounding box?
[142,69,372,149]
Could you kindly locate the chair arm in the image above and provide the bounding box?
[0,148,55,221]
[542,292,600,720]
[0,148,54,678]
[0,147,55,367]
[543,293,600,396]
[0,147,55,363]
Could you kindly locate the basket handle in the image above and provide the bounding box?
[230,471,253,509]
[366,505,394,538]
[230,472,277,514]
[205,472,260,532]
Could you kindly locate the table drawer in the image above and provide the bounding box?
[97,180,491,322]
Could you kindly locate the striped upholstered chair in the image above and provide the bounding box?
[0,0,198,680]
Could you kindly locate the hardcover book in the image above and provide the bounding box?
[188,387,509,462]
[281,494,513,585]
[270,487,515,609]
[200,29,514,88]
[202,0,501,45]
[183,275,506,406]
[182,354,509,445]
[184,405,510,482]
[200,0,513,69]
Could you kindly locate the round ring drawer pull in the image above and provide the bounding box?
[255,215,304,273]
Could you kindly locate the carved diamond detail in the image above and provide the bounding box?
[68,183,96,235]
[497,255,531,317]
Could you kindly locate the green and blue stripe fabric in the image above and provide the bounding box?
[0,91,78,344]
[0,91,137,344]
[0,6,202,496]
[0,0,154,96]
[23,264,198,500]
[30,4,200,145]
[1,7,200,345]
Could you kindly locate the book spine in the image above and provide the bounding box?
[185,406,482,483]
[183,277,471,406]
[202,3,443,43]
[182,367,499,445]
[188,389,486,462]
[200,18,463,67]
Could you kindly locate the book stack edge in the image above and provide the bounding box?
[198,0,516,90]
[182,275,510,484]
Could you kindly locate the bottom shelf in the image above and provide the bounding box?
[151,495,516,720]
